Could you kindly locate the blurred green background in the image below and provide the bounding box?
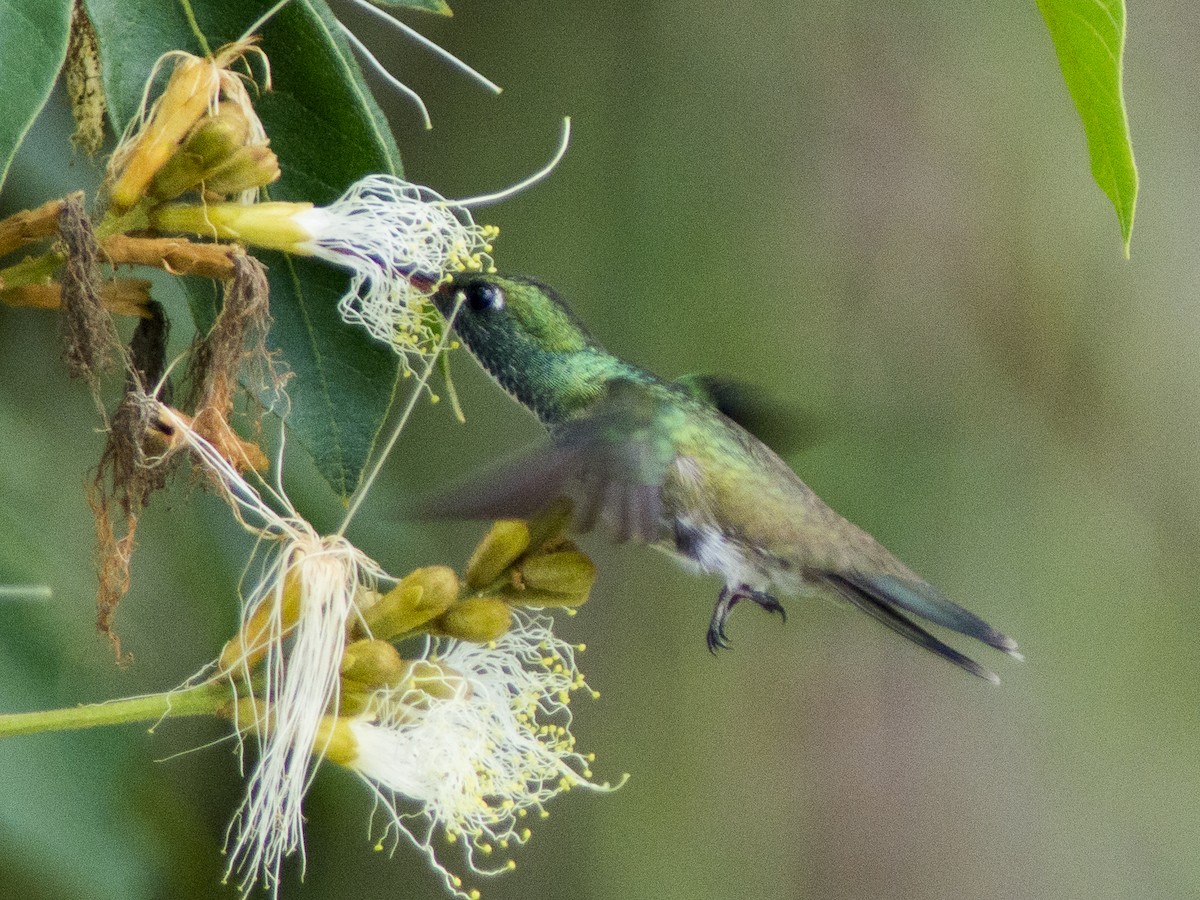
[0,1,1195,898]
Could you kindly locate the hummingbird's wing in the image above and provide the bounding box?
[672,374,821,456]
[418,379,679,543]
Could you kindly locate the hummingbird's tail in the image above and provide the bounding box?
[822,572,1021,684]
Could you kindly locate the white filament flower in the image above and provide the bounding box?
[154,404,383,896]
[149,177,496,369]
[292,175,497,361]
[222,533,383,896]
[335,611,616,900]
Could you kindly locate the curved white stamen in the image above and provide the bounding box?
[338,21,432,130]
[346,0,502,95]
[451,117,572,209]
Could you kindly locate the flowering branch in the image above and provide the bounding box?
[0,680,231,738]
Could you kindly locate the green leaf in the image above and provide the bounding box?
[83,0,404,497]
[0,0,73,195]
[372,0,454,15]
[1037,0,1138,256]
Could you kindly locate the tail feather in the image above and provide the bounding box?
[822,572,1017,683]
[863,574,1021,657]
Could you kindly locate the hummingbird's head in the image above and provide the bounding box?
[433,272,598,361]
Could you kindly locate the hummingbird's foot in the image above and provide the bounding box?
[746,588,787,624]
[707,585,787,653]
[707,586,737,653]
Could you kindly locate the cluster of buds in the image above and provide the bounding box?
[357,498,595,647]
[141,101,280,205]
[106,42,279,213]
[0,42,280,363]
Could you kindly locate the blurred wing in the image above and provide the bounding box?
[673,374,824,456]
[417,379,679,544]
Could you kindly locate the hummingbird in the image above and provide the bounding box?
[428,273,1021,682]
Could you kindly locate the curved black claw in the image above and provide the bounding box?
[707,586,787,654]
[706,624,731,654]
[707,586,737,654]
[747,590,787,625]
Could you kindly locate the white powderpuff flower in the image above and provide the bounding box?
[333,611,618,900]
[292,175,497,360]
[150,176,497,368]
[222,533,384,897]
[149,121,570,370]
[155,404,384,896]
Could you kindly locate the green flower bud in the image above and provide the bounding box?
[465,520,530,590]
[148,104,253,201]
[432,597,513,643]
[203,145,281,196]
[400,659,466,701]
[359,566,459,640]
[525,497,575,551]
[519,549,596,596]
[219,570,301,673]
[186,104,252,165]
[315,715,359,766]
[148,149,211,201]
[341,638,407,687]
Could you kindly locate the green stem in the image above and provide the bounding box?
[0,204,151,289]
[0,680,231,738]
[177,0,212,57]
[94,202,151,241]
[0,251,64,287]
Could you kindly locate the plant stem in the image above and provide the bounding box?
[0,251,64,288]
[177,0,212,57]
[0,680,231,738]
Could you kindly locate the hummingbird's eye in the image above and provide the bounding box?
[465,282,505,313]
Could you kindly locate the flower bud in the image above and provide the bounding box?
[359,566,459,640]
[314,715,359,766]
[519,549,595,596]
[465,520,530,590]
[148,104,255,201]
[147,150,210,201]
[525,497,574,552]
[186,104,252,164]
[400,659,467,702]
[110,56,219,211]
[202,145,281,196]
[341,638,407,688]
[432,597,513,643]
[220,570,301,672]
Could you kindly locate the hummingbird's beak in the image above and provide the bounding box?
[406,270,438,293]
[429,276,458,318]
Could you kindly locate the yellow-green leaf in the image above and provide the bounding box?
[1037,0,1138,256]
